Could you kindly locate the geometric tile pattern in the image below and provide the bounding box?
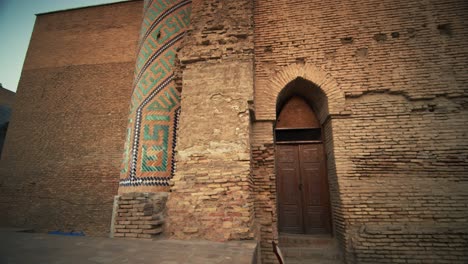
[120,0,191,187]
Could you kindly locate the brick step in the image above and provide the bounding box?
[281,246,342,259]
[279,234,343,263]
[284,258,343,264]
[279,234,338,247]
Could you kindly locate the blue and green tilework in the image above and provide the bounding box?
[120,0,191,187]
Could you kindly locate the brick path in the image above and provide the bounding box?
[0,230,257,264]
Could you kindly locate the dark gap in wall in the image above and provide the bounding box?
[340,37,353,44]
[437,24,452,36]
[373,33,387,42]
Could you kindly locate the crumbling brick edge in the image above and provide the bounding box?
[110,192,167,239]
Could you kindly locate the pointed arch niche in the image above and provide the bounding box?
[251,65,347,263]
[275,77,334,233]
[274,77,345,248]
[276,77,330,125]
[275,93,332,234]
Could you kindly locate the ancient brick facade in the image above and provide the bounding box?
[111,192,166,239]
[165,0,256,242]
[0,0,467,263]
[253,0,468,263]
[0,1,143,235]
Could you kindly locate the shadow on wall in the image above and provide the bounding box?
[0,105,11,157]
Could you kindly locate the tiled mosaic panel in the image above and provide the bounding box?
[120,0,191,187]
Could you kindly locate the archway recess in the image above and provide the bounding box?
[275,95,332,234]
[250,63,348,263]
[255,63,348,122]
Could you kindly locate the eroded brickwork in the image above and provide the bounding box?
[1,1,466,263]
[251,141,276,264]
[335,94,468,263]
[165,0,256,242]
[254,0,468,263]
[0,1,143,235]
[353,224,468,263]
[112,192,166,239]
[254,0,467,118]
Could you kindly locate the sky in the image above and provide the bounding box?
[0,0,130,92]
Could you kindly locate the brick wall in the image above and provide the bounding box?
[253,0,468,263]
[335,94,468,263]
[251,140,276,263]
[112,192,166,239]
[255,0,467,117]
[0,1,466,262]
[165,0,256,242]
[0,1,143,235]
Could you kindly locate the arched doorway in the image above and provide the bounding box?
[275,96,332,234]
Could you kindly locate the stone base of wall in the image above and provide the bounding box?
[112,192,167,239]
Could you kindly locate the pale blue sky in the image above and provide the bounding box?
[0,0,130,92]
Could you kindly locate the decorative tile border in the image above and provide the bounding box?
[119,0,191,187]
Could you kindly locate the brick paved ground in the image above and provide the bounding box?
[0,230,256,264]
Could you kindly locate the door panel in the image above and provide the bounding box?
[277,145,303,233]
[299,144,331,234]
[277,143,331,234]
[300,146,320,162]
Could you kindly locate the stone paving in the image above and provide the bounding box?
[0,230,257,264]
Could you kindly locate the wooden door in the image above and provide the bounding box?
[277,145,303,233]
[277,143,331,234]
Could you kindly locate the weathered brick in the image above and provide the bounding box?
[0,0,143,236]
[143,228,163,235]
